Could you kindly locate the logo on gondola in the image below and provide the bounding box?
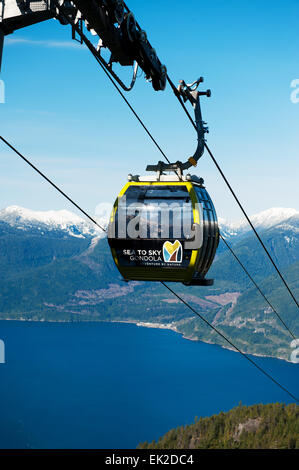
[162,240,183,263]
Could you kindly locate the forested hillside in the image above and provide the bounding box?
[139,403,299,449]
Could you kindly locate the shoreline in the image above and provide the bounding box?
[133,320,292,363]
[0,316,292,363]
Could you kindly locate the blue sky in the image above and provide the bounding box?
[0,0,298,221]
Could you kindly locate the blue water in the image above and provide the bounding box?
[0,320,298,449]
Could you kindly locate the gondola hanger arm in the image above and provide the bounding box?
[147,78,211,175]
[177,78,211,170]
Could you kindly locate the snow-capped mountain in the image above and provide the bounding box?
[272,213,299,233]
[0,206,107,238]
[1,205,298,241]
[219,207,299,239]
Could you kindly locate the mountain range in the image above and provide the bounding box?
[0,205,298,360]
[2,205,298,240]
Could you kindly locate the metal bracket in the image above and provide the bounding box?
[146,160,184,179]
[54,1,140,92]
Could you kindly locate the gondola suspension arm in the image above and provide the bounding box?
[178,78,211,170]
[147,77,211,175]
